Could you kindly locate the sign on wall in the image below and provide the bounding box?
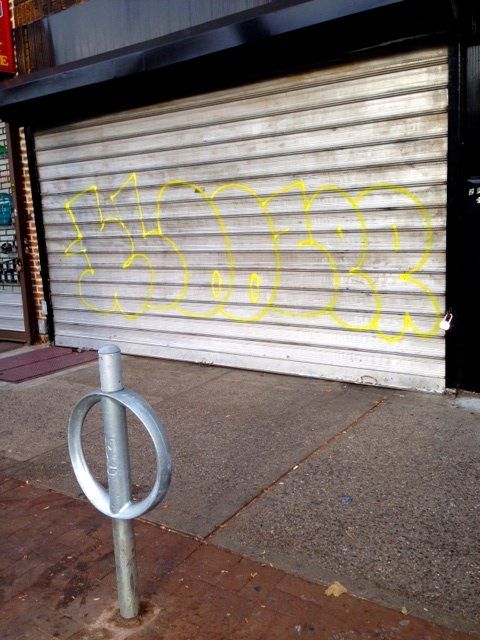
[0,192,12,225]
[0,0,15,75]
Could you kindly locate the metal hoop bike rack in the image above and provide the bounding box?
[68,345,172,618]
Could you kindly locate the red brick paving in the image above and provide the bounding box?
[0,346,97,383]
[0,474,476,640]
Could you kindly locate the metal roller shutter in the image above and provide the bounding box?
[0,290,24,332]
[35,46,448,392]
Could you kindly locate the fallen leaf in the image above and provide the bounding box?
[325,581,347,597]
[401,606,408,615]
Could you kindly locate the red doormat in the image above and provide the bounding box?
[0,346,97,383]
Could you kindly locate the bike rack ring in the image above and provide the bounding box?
[68,389,172,520]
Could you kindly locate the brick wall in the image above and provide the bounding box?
[18,128,47,337]
[13,0,88,73]
[13,0,87,28]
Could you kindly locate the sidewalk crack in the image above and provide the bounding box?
[205,394,389,541]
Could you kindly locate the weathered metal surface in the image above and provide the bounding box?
[0,290,25,332]
[36,46,449,391]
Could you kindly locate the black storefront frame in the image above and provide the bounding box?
[446,41,480,391]
[0,0,459,128]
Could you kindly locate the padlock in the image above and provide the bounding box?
[440,312,453,331]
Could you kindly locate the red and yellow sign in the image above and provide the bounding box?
[0,0,15,75]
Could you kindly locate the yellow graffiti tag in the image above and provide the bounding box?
[211,270,223,300]
[249,273,261,304]
[63,174,443,341]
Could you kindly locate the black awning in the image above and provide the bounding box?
[0,0,458,127]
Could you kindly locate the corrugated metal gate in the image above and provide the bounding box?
[0,289,24,333]
[35,46,448,391]
[0,140,25,338]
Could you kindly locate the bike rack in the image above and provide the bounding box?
[68,345,172,618]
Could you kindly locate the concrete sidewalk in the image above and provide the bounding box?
[0,354,479,637]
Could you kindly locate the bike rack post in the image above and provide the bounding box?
[68,345,172,618]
